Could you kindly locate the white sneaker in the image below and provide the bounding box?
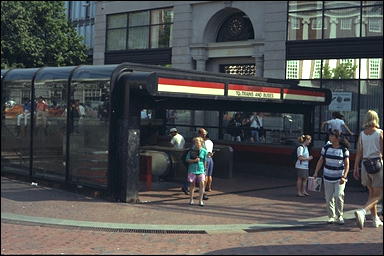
[336,216,345,225]
[354,209,366,230]
[327,217,335,224]
[373,217,383,228]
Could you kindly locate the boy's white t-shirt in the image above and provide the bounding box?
[170,133,185,149]
[326,118,345,133]
[204,139,214,154]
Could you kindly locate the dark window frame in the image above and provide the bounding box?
[106,7,173,52]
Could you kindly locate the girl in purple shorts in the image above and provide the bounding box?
[186,137,208,206]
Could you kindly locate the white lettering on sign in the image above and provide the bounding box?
[230,90,279,99]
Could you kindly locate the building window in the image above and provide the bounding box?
[288,1,383,40]
[313,60,322,78]
[106,8,173,51]
[369,18,382,32]
[84,89,101,101]
[290,17,300,29]
[221,64,256,76]
[340,18,352,30]
[311,18,322,30]
[369,59,380,78]
[286,60,299,79]
[217,12,254,42]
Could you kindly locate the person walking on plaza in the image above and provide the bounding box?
[313,130,350,225]
[353,110,383,229]
[295,135,313,197]
[321,111,354,137]
[198,128,214,192]
[186,137,208,206]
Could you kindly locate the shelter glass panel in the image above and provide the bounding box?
[1,69,38,175]
[69,65,117,187]
[223,112,304,145]
[32,67,74,181]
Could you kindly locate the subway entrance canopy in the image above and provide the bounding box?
[1,63,331,203]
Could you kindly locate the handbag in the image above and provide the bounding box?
[362,157,382,174]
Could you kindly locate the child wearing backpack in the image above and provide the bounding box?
[186,137,208,206]
[295,135,313,197]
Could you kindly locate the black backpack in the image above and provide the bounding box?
[181,148,200,168]
[291,145,304,165]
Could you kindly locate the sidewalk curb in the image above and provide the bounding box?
[1,212,340,234]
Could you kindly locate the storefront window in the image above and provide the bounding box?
[324,8,361,39]
[359,80,383,128]
[288,1,383,40]
[324,1,361,9]
[362,6,383,37]
[321,80,359,143]
[360,58,383,79]
[289,1,323,12]
[286,59,322,79]
[322,59,359,79]
[288,11,323,40]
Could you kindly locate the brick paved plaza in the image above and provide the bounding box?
[1,172,383,255]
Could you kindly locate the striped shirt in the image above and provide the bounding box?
[321,144,349,183]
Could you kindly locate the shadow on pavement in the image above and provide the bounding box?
[204,242,383,255]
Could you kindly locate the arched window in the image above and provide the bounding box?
[216,13,254,42]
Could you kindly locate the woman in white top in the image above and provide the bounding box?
[295,135,313,197]
[198,128,214,192]
[353,110,383,229]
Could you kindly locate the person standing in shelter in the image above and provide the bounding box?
[16,97,32,136]
[186,136,208,206]
[250,112,264,143]
[321,111,354,138]
[198,128,214,192]
[353,110,383,229]
[35,96,49,134]
[169,128,188,195]
[78,102,86,122]
[170,127,185,149]
[313,130,350,225]
[295,135,313,197]
[228,113,243,142]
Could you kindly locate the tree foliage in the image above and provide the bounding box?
[1,1,87,69]
[322,62,358,79]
